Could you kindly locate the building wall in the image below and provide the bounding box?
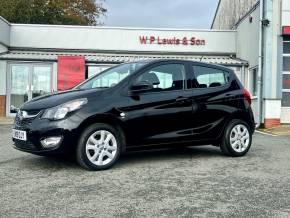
[212,0,259,30]
[281,0,290,123]
[236,5,260,68]
[0,61,7,116]
[233,0,284,127]
[235,5,260,122]
[0,17,10,53]
[261,0,283,127]
[0,17,9,116]
[0,17,10,46]
[282,0,290,26]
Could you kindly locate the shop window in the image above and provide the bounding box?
[92,71,129,88]
[283,74,290,89]
[282,92,290,107]
[251,68,258,96]
[283,57,290,71]
[192,66,229,88]
[283,42,290,54]
[87,65,112,78]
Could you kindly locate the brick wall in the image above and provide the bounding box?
[264,118,281,129]
[0,95,6,117]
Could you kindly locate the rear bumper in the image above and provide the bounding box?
[248,108,256,133]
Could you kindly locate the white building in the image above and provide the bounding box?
[212,0,290,127]
[0,0,289,127]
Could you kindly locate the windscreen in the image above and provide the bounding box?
[76,62,146,90]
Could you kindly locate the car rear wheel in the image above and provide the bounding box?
[220,119,252,157]
[76,123,122,170]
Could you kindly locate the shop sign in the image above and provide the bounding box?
[283,26,290,35]
[139,36,206,46]
[57,56,85,91]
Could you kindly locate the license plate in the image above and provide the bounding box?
[12,129,27,141]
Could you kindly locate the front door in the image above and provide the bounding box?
[8,64,52,115]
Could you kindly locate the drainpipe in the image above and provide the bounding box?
[256,0,264,129]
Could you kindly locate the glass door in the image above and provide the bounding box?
[8,63,52,115]
[10,65,30,113]
[32,66,52,98]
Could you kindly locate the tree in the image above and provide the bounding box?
[0,0,107,25]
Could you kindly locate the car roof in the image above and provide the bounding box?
[132,59,232,72]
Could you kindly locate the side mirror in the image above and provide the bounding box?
[130,81,153,93]
[10,105,19,113]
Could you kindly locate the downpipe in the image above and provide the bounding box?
[256,0,264,129]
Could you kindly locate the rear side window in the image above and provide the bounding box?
[192,66,229,88]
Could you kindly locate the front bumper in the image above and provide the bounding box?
[12,114,82,155]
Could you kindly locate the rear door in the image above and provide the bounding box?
[188,63,238,141]
[124,62,194,146]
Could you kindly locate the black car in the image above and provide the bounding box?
[12,60,255,170]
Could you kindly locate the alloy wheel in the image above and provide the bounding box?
[229,124,250,153]
[85,130,117,166]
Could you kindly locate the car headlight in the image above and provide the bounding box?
[42,98,88,120]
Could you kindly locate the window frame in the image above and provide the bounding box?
[282,42,290,108]
[129,62,188,95]
[189,63,232,90]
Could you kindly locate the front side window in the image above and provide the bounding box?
[192,66,229,88]
[77,62,145,90]
[136,64,185,92]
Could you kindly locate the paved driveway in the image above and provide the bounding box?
[0,125,290,218]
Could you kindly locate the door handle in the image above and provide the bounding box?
[225,93,235,100]
[175,97,188,103]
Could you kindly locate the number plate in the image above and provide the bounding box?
[12,129,27,141]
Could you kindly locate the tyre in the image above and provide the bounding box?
[220,119,252,157]
[76,123,122,170]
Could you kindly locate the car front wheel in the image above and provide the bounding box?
[220,119,252,157]
[76,123,122,170]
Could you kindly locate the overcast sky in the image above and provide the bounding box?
[100,0,219,29]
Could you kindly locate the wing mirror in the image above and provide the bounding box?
[130,81,153,93]
[10,105,19,113]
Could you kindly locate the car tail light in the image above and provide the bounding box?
[243,88,252,105]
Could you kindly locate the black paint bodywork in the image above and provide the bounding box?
[12,60,255,155]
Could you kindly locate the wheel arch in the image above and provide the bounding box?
[77,114,127,153]
[225,110,255,134]
[214,110,254,146]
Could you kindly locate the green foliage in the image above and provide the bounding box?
[0,0,107,25]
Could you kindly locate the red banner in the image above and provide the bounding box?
[57,56,85,91]
[283,26,290,35]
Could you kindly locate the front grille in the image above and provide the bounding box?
[15,115,34,126]
[15,109,42,126]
